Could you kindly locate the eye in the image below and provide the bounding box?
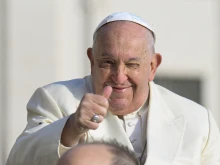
[104,60,114,64]
[99,60,114,68]
[126,63,140,69]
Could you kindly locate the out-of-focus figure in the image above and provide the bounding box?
[57,141,139,165]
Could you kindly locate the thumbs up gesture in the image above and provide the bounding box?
[75,86,112,131]
[61,86,113,147]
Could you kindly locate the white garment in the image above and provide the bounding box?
[6,75,220,165]
[118,100,148,159]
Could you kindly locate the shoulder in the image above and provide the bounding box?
[152,82,210,133]
[152,82,220,160]
[27,76,93,116]
[153,82,207,115]
[42,75,93,100]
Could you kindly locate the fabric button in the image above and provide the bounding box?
[128,122,135,127]
[130,138,137,143]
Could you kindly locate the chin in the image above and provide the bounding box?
[109,109,128,116]
[108,105,130,116]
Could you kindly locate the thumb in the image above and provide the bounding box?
[102,86,112,99]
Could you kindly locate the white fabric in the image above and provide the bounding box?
[93,12,154,38]
[6,75,220,165]
[119,100,148,159]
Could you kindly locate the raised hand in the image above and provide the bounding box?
[75,86,112,131]
[61,86,112,146]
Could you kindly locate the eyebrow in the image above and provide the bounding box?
[100,54,142,62]
[100,53,113,57]
[127,57,141,62]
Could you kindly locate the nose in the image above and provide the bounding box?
[111,65,128,84]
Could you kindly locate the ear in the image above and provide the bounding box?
[87,48,94,70]
[149,53,162,81]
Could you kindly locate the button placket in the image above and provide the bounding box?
[130,138,137,143]
[128,122,135,127]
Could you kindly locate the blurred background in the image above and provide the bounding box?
[0,0,220,164]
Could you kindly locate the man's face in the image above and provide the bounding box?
[88,21,161,115]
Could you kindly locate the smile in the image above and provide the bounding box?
[112,86,130,93]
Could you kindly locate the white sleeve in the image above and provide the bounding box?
[6,87,71,165]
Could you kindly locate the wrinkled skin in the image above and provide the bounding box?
[87,21,162,115]
[61,21,162,147]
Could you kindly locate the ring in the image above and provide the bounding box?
[91,114,100,123]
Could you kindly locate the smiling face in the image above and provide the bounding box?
[88,21,161,115]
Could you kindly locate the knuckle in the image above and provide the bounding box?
[97,96,108,107]
[77,107,84,117]
[84,93,90,98]
[84,121,99,130]
[103,110,108,116]
[98,116,104,122]
[78,117,84,124]
[99,107,107,116]
[83,93,93,100]
[80,101,87,108]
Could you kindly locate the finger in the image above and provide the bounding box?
[81,100,107,116]
[102,86,112,99]
[79,134,86,143]
[78,106,104,123]
[83,93,108,108]
[79,114,103,131]
[83,120,99,130]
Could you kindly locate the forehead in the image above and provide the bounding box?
[94,21,152,58]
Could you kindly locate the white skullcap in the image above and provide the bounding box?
[93,12,155,39]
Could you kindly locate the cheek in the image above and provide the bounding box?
[128,68,150,86]
[99,68,111,80]
[93,67,111,84]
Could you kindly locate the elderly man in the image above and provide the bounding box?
[7,12,220,165]
[57,141,140,165]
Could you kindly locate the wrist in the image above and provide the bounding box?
[61,114,86,147]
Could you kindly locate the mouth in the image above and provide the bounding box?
[111,86,131,93]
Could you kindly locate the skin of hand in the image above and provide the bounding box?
[61,86,112,147]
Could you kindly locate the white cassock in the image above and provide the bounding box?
[6,75,220,165]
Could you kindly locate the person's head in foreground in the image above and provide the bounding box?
[57,141,140,165]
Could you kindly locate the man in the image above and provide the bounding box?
[7,12,220,165]
[57,141,140,165]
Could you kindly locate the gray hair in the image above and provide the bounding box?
[88,140,140,165]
